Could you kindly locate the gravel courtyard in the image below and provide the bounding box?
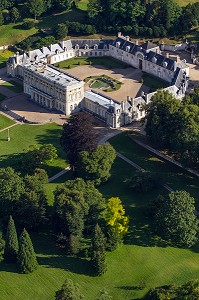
[66,65,150,102]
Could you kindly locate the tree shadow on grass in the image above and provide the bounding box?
[0,262,18,274]
[37,255,93,276]
[31,231,94,276]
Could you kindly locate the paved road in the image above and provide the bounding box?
[48,167,70,183]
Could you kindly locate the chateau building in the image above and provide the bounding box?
[7,33,189,128]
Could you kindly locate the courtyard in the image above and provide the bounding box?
[66,64,150,102]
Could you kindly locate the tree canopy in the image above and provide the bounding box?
[60,112,98,166]
[55,278,84,300]
[145,90,199,169]
[77,143,116,186]
[17,229,38,274]
[151,191,198,248]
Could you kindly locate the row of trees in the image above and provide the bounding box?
[4,216,38,273]
[145,90,199,169]
[87,0,199,37]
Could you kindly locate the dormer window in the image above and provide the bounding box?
[126,46,130,52]
[84,44,89,50]
[94,44,98,50]
[163,61,168,68]
[116,42,121,48]
[152,57,157,64]
[75,44,79,50]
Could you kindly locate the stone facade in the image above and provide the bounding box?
[7,34,189,128]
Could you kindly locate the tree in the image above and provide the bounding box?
[91,224,107,276]
[4,216,18,263]
[21,144,58,173]
[77,143,116,186]
[17,229,38,274]
[54,23,68,39]
[151,191,198,248]
[54,0,73,10]
[105,197,128,250]
[27,0,45,20]
[145,90,182,148]
[10,7,20,23]
[53,178,89,254]
[0,167,24,221]
[60,112,98,166]
[13,170,48,230]
[55,278,84,300]
[127,170,158,192]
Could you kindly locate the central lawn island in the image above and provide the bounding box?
[85,75,122,92]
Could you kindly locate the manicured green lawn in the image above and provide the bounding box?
[0,122,67,177]
[177,0,198,6]
[109,132,199,203]
[1,158,199,300]
[0,114,16,130]
[55,57,130,69]
[91,79,109,89]
[0,80,23,93]
[142,73,168,92]
[0,23,37,46]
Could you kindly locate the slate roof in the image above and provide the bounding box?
[110,37,176,71]
[70,39,112,50]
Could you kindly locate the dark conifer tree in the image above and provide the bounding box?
[4,215,18,263]
[17,229,38,274]
[91,224,107,276]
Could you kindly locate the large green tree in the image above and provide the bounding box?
[55,278,84,300]
[4,216,18,263]
[17,229,38,274]
[77,143,116,186]
[60,112,98,167]
[0,167,24,221]
[151,191,198,248]
[27,0,45,20]
[91,224,107,276]
[53,178,105,253]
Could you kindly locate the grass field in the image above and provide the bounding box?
[54,57,129,69]
[142,73,168,92]
[1,157,199,300]
[0,122,67,177]
[0,80,23,93]
[0,114,16,130]
[109,132,199,202]
[177,0,198,6]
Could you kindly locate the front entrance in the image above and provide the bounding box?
[139,59,143,70]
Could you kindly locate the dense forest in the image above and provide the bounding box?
[0,0,199,39]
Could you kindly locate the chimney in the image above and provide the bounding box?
[135,39,139,45]
[166,52,169,58]
[50,44,53,52]
[126,36,130,41]
[156,48,161,54]
[176,56,180,63]
[118,32,122,38]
